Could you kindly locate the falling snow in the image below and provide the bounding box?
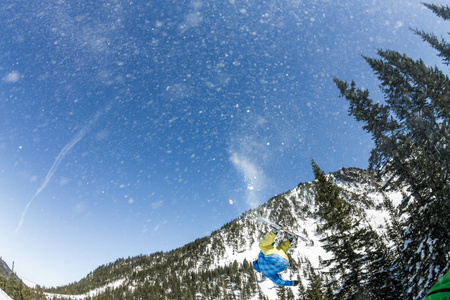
[0,0,447,287]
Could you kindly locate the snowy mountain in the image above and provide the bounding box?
[0,259,14,281]
[43,167,402,299]
[0,259,22,300]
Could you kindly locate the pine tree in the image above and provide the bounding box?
[312,160,363,298]
[286,287,295,300]
[305,265,324,300]
[297,278,307,300]
[312,160,397,299]
[275,286,285,300]
[311,159,352,232]
[333,2,450,299]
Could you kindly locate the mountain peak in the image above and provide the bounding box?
[0,258,16,280]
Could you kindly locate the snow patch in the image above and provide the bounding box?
[0,287,13,300]
[44,279,126,300]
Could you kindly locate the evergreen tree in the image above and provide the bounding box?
[305,265,324,300]
[276,286,287,300]
[312,160,363,298]
[286,287,295,300]
[312,160,396,299]
[333,2,450,299]
[296,276,307,300]
[311,160,352,232]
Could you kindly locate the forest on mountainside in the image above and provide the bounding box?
[0,274,45,300]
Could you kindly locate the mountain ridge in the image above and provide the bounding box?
[0,258,16,281]
[41,167,402,299]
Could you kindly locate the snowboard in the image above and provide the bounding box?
[256,216,308,242]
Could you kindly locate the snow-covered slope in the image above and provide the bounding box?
[0,288,13,300]
[45,167,402,299]
[206,168,402,299]
[44,279,125,300]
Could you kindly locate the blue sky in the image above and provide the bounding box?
[0,0,447,287]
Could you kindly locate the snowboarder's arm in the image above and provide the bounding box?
[267,274,296,287]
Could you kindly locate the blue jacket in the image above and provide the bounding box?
[253,232,296,286]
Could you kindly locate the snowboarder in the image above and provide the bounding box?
[253,226,299,286]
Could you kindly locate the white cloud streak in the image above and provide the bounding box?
[229,152,267,208]
[16,109,104,232]
[3,71,21,83]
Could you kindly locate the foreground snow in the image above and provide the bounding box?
[44,279,125,300]
[0,288,13,300]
